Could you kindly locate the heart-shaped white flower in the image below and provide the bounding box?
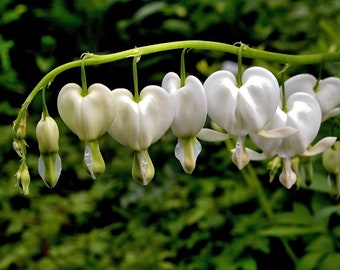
[203,66,281,169]
[107,85,174,185]
[250,92,336,188]
[162,72,207,173]
[284,74,340,121]
[57,83,115,179]
[277,92,321,158]
[108,85,174,151]
[162,72,207,137]
[204,66,280,136]
[57,83,115,141]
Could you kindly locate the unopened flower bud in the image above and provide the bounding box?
[267,156,281,182]
[15,119,27,140]
[36,115,59,153]
[36,115,62,188]
[323,141,340,198]
[327,174,340,199]
[13,139,23,157]
[16,164,30,195]
[322,141,340,175]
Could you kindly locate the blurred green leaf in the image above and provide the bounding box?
[258,226,325,237]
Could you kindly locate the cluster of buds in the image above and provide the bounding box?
[13,113,31,195]
[13,64,340,194]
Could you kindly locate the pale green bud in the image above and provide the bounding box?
[322,141,340,175]
[15,118,26,140]
[267,156,281,183]
[36,115,61,188]
[36,115,59,153]
[16,164,30,195]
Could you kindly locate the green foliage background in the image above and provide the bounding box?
[1,0,340,269]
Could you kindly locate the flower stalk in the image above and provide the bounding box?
[13,40,340,132]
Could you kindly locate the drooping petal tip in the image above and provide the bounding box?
[132,149,155,185]
[175,137,202,174]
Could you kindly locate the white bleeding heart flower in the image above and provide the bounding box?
[284,74,340,121]
[203,66,281,169]
[57,83,115,141]
[36,114,61,188]
[161,72,207,173]
[107,86,174,185]
[57,83,115,179]
[250,92,336,189]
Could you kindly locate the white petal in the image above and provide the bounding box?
[84,143,95,179]
[108,86,174,150]
[283,74,316,98]
[38,155,45,183]
[161,72,181,95]
[175,137,202,174]
[316,77,340,116]
[322,108,340,121]
[162,73,207,137]
[231,136,249,169]
[139,86,174,148]
[57,83,115,141]
[302,137,337,157]
[196,128,232,142]
[239,67,280,132]
[132,150,155,185]
[38,153,62,188]
[203,70,238,132]
[81,83,116,140]
[231,147,268,161]
[257,126,297,138]
[250,107,287,157]
[107,89,140,150]
[280,92,322,156]
[279,158,297,189]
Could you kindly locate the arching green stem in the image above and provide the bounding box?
[13,40,340,129]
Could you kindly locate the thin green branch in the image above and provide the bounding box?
[13,40,340,128]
